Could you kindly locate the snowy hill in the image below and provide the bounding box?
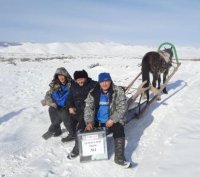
[0,42,200,177]
[0,42,200,60]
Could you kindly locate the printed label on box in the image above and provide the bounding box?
[82,136,105,156]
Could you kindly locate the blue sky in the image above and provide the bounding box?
[0,0,199,46]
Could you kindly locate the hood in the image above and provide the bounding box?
[54,67,72,81]
[49,67,72,89]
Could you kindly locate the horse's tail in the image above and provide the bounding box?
[142,55,150,101]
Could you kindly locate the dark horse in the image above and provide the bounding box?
[142,47,173,101]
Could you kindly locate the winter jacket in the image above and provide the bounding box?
[42,67,72,106]
[51,85,69,107]
[84,83,127,125]
[67,78,97,114]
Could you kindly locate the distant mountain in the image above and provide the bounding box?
[0,41,22,47]
[0,42,199,59]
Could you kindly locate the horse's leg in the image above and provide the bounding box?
[163,69,169,94]
[157,74,161,89]
[142,63,150,102]
[152,72,158,88]
[152,72,161,100]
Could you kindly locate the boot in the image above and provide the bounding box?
[114,138,131,167]
[42,131,54,140]
[53,129,62,137]
[61,134,75,143]
[114,137,125,165]
[67,138,79,159]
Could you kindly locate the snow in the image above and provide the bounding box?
[0,42,200,177]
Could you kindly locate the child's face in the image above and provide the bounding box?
[58,75,66,84]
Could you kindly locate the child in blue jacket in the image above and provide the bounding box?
[41,67,74,140]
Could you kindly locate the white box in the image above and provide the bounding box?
[77,127,108,162]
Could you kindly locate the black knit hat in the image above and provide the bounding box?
[74,70,88,80]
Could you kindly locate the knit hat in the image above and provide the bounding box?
[98,72,112,83]
[74,70,88,80]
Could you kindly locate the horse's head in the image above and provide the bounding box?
[159,47,173,69]
[163,47,173,60]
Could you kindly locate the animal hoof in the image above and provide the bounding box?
[163,89,168,94]
[157,96,161,101]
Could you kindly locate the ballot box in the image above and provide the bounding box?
[77,127,108,162]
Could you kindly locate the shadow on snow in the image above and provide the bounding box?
[124,80,187,165]
[0,108,27,125]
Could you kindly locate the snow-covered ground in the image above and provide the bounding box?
[0,43,200,177]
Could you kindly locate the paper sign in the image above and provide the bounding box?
[82,136,105,156]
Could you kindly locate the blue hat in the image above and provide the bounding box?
[98,72,112,83]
